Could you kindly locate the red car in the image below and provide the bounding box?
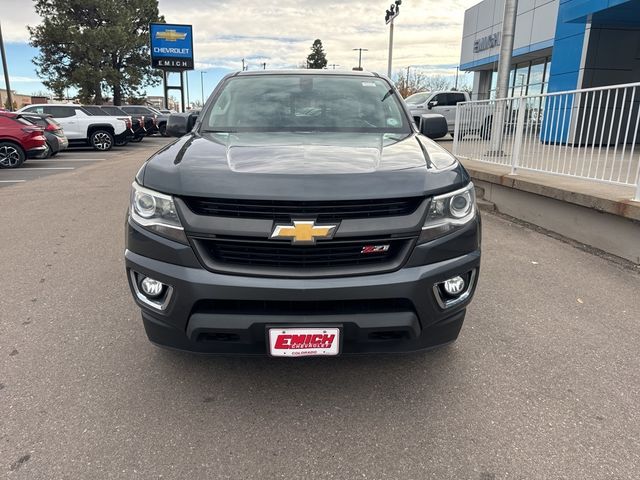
[0,112,48,168]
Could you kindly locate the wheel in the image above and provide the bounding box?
[0,142,26,169]
[50,151,59,157]
[131,136,143,143]
[159,123,167,137]
[90,130,114,151]
[115,139,129,147]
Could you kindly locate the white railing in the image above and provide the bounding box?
[453,82,640,201]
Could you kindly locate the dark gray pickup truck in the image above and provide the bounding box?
[125,70,480,357]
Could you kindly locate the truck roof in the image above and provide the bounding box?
[235,69,378,77]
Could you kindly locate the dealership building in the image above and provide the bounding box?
[460,0,640,99]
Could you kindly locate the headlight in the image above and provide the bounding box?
[130,182,187,244]
[420,182,476,242]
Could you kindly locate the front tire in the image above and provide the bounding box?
[0,142,26,169]
[159,123,167,137]
[131,136,143,143]
[90,130,114,151]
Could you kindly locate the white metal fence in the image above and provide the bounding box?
[452,82,640,201]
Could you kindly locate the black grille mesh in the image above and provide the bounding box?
[197,238,408,269]
[181,196,422,221]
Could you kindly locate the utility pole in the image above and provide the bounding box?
[352,48,368,70]
[455,66,459,90]
[242,58,245,71]
[385,1,402,78]
[489,0,518,154]
[200,71,206,105]
[262,62,266,70]
[185,70,190,109]
[0,21,14,111]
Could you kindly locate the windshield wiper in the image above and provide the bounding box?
[381,88,394,103]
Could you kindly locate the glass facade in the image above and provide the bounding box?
[488,57,552,99]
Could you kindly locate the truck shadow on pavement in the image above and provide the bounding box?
[140,344,468,414]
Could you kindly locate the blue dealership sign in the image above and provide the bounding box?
[149,23,194,70]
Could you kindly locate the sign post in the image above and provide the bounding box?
[150,23,194,112]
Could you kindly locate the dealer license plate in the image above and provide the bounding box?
[268,327,340,357]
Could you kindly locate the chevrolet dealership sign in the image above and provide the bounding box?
[473,32,501,53]
[149,23,194,70]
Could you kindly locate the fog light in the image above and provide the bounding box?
[140,277,164,298]
[443,276,465,296]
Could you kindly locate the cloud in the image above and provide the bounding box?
[1,0,478,77]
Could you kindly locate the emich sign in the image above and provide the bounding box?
[150,23,194,70]
[473,32,501,53]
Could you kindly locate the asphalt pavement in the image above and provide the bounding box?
[1,137,639,479]
[0,146,132,188]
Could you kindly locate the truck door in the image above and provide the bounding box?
[447,92,469,132]
[428,93,454,131]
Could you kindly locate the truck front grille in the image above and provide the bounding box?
[191,236,415,277]
[181,196,423,221]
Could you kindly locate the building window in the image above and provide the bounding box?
[487,56,551,99]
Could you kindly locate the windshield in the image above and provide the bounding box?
[201,74,410,133]
[405,92,431,105]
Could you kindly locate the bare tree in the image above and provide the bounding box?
[394,70,454,98]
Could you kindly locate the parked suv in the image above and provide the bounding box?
[83,105,145,143]
[0,112,47,168]
[125,71,481,356]
[405,91,470,135]
[21,113,69,157]
[120,105,168,136]
[18,104,128,151]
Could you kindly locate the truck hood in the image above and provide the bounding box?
[141,132,469,200]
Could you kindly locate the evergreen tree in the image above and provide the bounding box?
[306,39,328,69]
[28,0,164,105]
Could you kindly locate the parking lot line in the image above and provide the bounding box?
[0,180,27,183]
[30,158,106,162]
[19,166,75,170]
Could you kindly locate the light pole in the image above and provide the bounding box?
[385,1,402,78]
[352,48,368,71]
[200,71,206,105]
[185,70,190,109]
[489,0,519,154]
[0,21,13,111]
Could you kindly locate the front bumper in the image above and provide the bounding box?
[125,220,481,355]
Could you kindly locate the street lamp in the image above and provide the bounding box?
[200,71,206,105]
[385,0,402,78]
[0,21,14,111]
[352,48,368,71]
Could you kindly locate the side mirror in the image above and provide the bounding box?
[419,114,448,139]
[165,113,199,137]
[427,100,437,110]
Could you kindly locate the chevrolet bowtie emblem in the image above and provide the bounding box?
[156,29,187,42]
[270,220,338,245]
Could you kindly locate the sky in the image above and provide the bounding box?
[0,0,477,102]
